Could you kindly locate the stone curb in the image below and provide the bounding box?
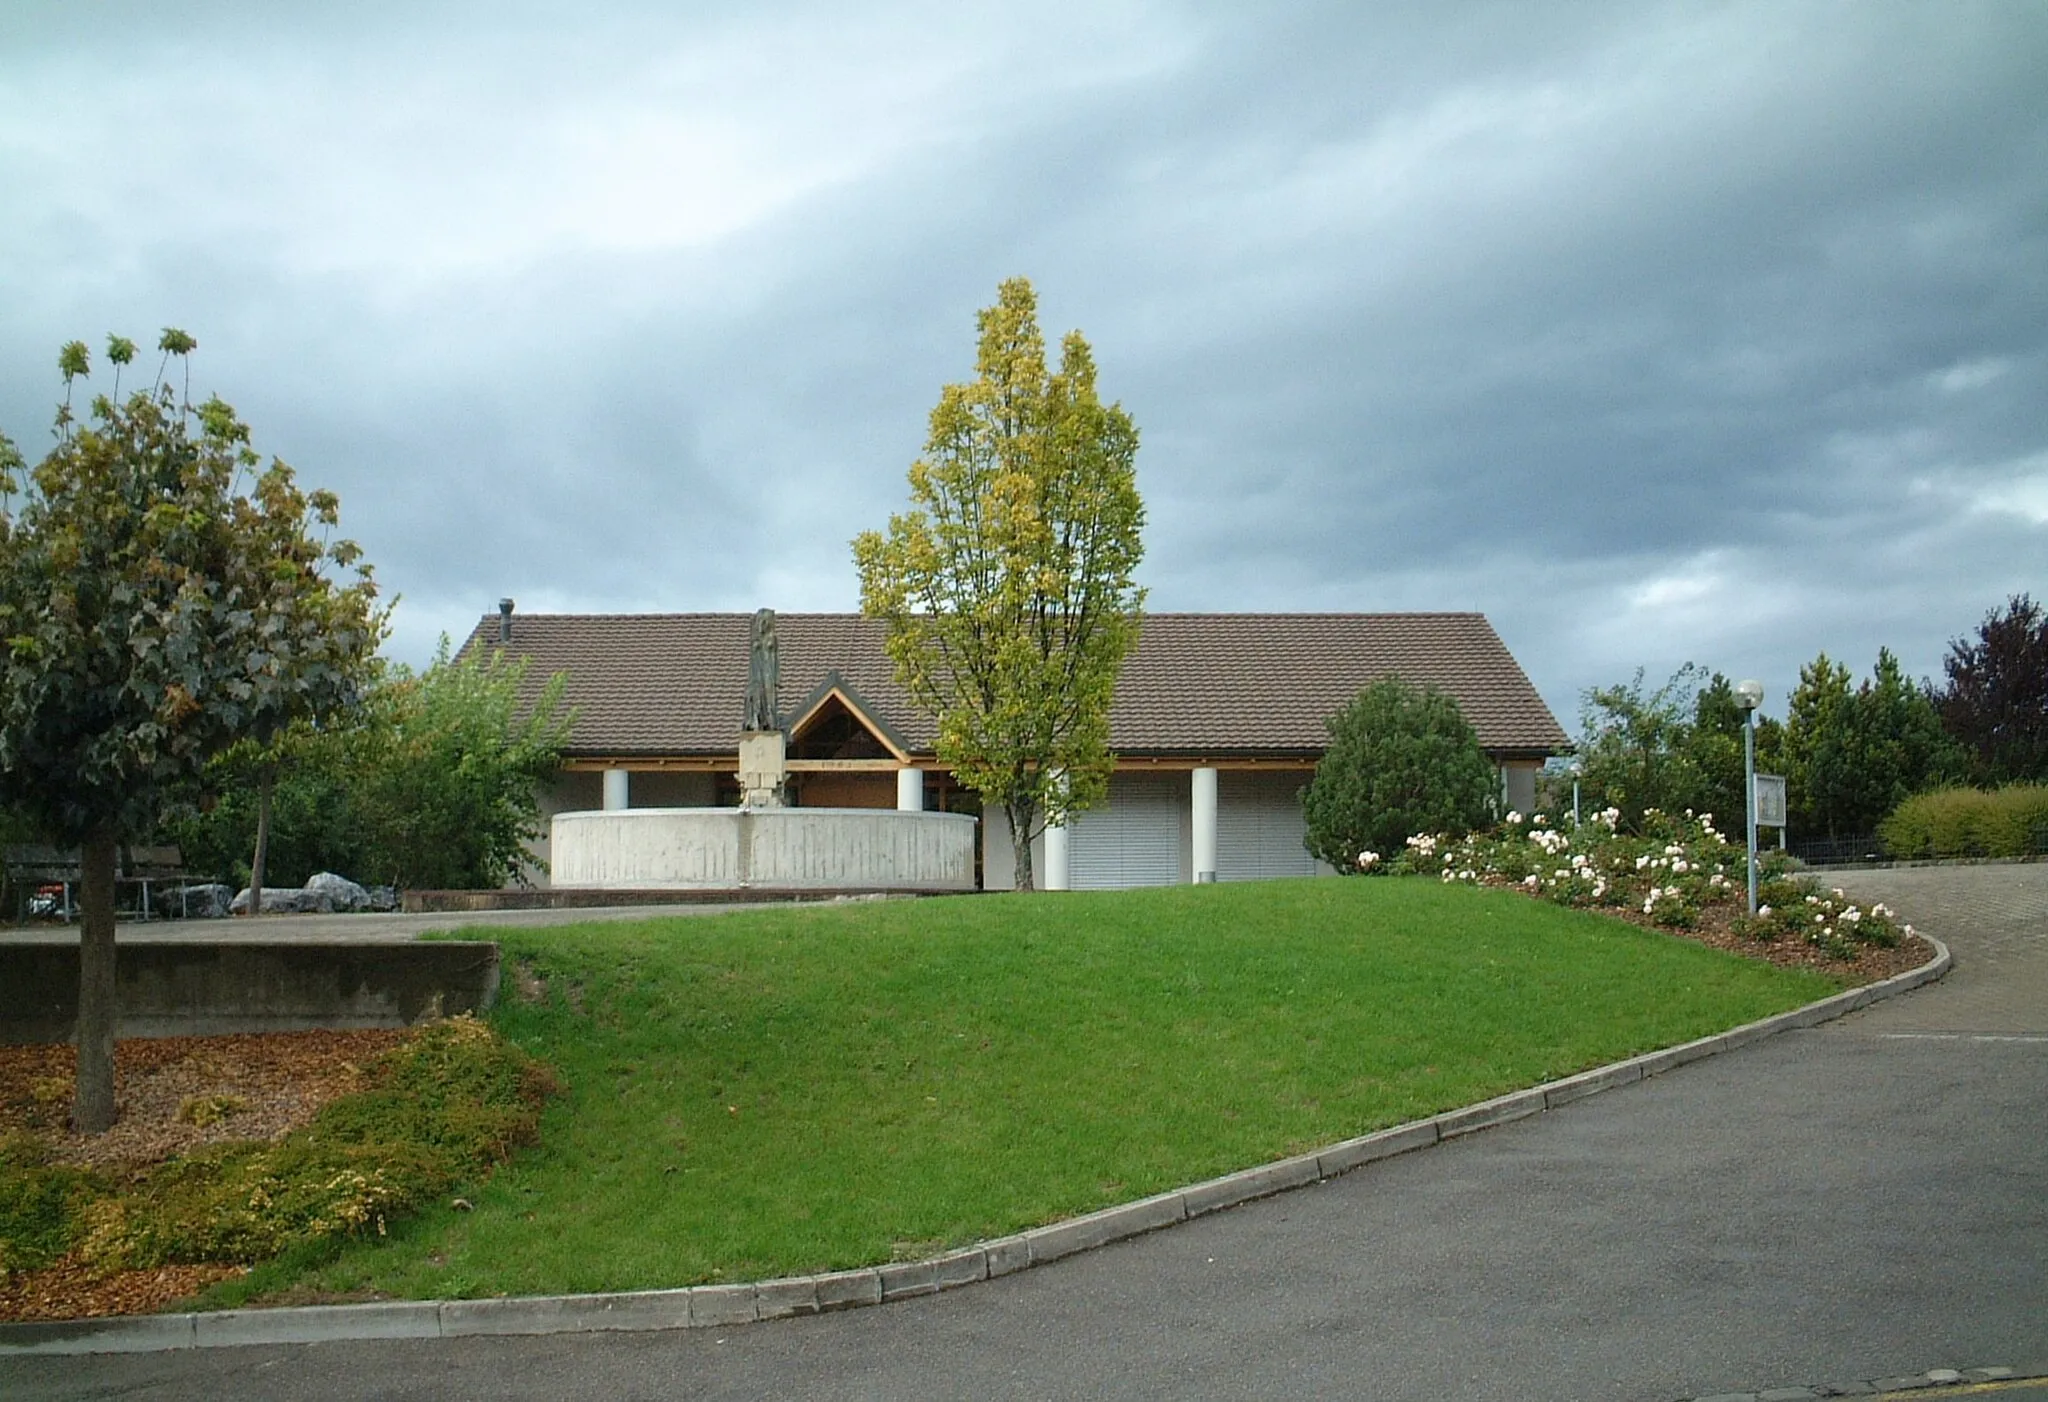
[1808,853,2045,873]
[1677,1362,2040,1399]
[0,934,1951,1357]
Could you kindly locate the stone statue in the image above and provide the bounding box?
[744,607,780,733]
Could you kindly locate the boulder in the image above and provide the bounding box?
[364,885,400,912]
[230,886,307,915]
[176,883,234,920]
[301,871,372,914]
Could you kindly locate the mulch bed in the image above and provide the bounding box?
[0,1028,408,1324]
[1,1260,245,1325]
[0,1028,409,1173]
[0,909,1933,1326]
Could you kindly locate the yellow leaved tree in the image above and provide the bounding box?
[854,279,1145,889]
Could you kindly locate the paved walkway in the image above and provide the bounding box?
[0,899,803,945]
[5,865,2044,1401]
[1826,862,2046,1035]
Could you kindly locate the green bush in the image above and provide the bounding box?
[1879,785,2048,859]
[163,734,370,890]
[163,644,571,891]
[1302,678,1499,871]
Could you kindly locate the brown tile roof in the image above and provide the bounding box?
[459,611,1567,761]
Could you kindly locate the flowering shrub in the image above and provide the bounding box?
[1377,807,1913,957]
[1730,886,1906,959]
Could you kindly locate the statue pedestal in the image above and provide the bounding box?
[738,730,787,808]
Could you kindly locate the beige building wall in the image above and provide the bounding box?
[1502,761,1540,817]
[520,770,602,888]
[632,771,719,807]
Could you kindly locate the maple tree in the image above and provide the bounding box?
[0,332,380,1130]
[854,280,1144,889]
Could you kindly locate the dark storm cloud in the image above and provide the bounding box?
[2,1,2043,727]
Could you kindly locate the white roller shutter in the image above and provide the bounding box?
[1069,773,1184,889]
[1216,771,1321,881]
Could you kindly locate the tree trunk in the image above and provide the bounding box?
[1008,797,1036,891]
[247,763,274,915]
[73,831,119,1134]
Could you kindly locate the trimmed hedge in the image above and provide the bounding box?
[1879,785,2048,859]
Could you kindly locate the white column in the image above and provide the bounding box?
[603,768,630,811]
[897,767,925,812]
[1042,767,1071,891]
[1192,766,1218,883]
[1043,820,1070,891]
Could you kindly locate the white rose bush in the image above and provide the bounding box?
[1374,807,1912,960]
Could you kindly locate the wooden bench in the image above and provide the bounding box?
[122,845,203,919]
[4,845,80,923]
[4,844,205,922]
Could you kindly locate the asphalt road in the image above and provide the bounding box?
[5,864,2043,1402]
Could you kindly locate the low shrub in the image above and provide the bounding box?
[0,1133,106,1278]
[177,1094,249,1128]
[1879,785,2048,859]
[1,1017,559,1280]
[96,1141,448,1268]
[1727,885,1903,960]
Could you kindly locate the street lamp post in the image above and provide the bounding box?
[1735,679,1764,916]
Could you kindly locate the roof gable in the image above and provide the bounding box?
[786,675,911,762]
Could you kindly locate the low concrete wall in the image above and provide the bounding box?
[402,888,954,913]
[551,807,977,891]
[0,941,500,1044]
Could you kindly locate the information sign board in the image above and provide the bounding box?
[1754,774,1787,828]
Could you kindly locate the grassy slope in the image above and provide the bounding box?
[222,879,1837,1304]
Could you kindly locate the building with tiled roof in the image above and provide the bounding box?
[462,606,1566,890]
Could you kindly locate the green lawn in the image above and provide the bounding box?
[216,878,1838,1305]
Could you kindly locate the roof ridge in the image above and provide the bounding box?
[478,610,1489,623]
[1137,611,1485,621]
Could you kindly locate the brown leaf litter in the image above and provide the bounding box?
[0,1028,407,1323]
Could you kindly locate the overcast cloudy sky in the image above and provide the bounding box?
[4,1,2043,736]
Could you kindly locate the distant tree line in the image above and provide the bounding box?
[1569,595,2048,842]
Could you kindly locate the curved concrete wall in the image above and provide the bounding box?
[551,808,977,891]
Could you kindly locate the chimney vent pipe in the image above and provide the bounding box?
[498,598,514,644]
